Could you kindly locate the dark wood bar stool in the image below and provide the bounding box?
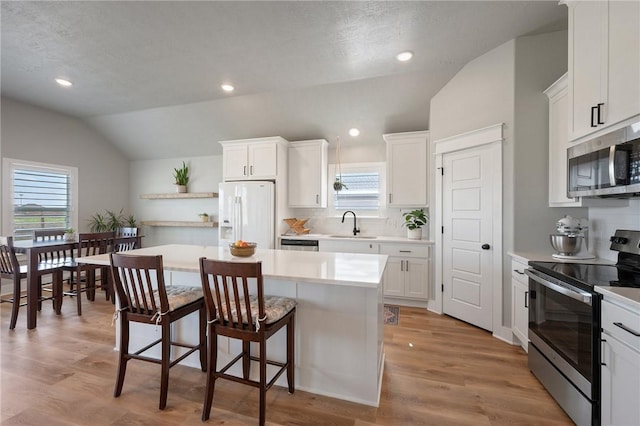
[198,258,296,425]
[0,236,63,329]
[62,231,114,315]
[109,253,206,409]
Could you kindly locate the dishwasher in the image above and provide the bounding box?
[279,238,319,251]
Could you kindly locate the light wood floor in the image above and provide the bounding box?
[1,297,573,425]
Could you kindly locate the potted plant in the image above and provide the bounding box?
[198,212,209,223]
[402,209,428,240]
[173,161,189,193]
[333,177,348,191]
[64,228,76,242]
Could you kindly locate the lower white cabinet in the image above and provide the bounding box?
[600,297,640,426]
[381,243,429,301]
[511,258,529,351]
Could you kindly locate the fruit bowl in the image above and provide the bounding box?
[229,242,257,257]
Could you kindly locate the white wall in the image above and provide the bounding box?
[130,155,223,247]
[0,97,130,233]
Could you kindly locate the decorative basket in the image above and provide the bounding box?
[229,243,256,257]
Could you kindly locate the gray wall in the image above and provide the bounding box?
[1,97,131,233]
[429,30,578,332]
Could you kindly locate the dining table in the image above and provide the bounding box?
[13,239,77,329]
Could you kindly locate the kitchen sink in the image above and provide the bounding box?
[328,235,377,239]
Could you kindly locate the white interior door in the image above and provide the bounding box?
[442,144,495,331]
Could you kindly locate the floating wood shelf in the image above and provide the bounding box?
[140,192,218,199]
[141,221,218,228]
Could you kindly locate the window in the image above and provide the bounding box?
[328,162,385,217]
[2,158,78,240]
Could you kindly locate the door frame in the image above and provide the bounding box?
[431,123,504,337]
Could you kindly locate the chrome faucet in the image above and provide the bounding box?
[341,210,360,236]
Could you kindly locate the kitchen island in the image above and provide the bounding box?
[78,244,387,407]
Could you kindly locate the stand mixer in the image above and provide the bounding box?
[550,215,595,260]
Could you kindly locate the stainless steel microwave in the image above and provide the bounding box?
[567,122,640,198]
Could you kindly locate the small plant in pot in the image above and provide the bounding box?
[198,212,209,222]
[173,161,189,193]
[402,209,428,240]
[64,228,76,242]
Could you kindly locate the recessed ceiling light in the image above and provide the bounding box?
[221,84,234,92]
[396,51,414,62]
[349,128,360,137]
[55,78,72,87]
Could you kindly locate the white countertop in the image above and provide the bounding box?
[280,233,434,244]
[596,286,640,312]
[78,244,387,289]
[508,250,616,265]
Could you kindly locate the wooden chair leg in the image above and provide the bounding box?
[259,340,267,426]
[202,326,217,421]
[76,272,83,316]
[37,276,43,311]
[54,270,63,315]
[287,314,295,394]
[199,305,206,372]
[159,320,171,410]
[242,341,251,380]
[9,276,20,330]
[114,315,129,397]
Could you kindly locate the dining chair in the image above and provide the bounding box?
[0,236,63,329]
[109,253,206,409]
[62,231,115,315]
[33,229,74,305]
[198,258,296,425]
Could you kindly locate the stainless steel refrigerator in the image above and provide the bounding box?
[218,181,275,249]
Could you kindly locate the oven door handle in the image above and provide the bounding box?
[525,269,592,304]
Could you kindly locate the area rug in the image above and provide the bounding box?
[384,305,399,326]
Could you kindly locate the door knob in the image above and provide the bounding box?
[481,244,490,250]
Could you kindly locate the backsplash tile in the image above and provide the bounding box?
[588,200,640,260]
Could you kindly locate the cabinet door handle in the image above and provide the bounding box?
[514,269,525,275]
[405,260,409,272]
[400,260,404,272]
[399,250,411,253]
[597,103,605,125]
[389,193,392,203]
[250,165,254,175]
[524,291,529,308]
[591,105,598,127]
[243,165,247,176]
[613,322,640,337]
[316,194,319,204]
[601,338,607,366]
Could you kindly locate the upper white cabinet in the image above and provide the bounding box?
[288,139,328,208]
[567,0,640,142]
[384,131,429,207]
[545,74,583,207]
[220,136,288,181]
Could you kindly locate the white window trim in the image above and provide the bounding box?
[2,158,78,236]
[327,161,386,218]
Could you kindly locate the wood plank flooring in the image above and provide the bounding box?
[0,297,572,425]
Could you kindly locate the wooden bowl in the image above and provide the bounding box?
[229,243,256,257]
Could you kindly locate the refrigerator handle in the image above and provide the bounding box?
[234,196,242,241]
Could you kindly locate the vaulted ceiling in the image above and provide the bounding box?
[1,1,567,159]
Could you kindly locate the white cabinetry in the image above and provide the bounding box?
[288,139,328,208]
[511,258,529,351]
[380,243,429,304]
[220,136,287,181]
[600,296,640,426]
[567,0,640,141]
[383,131,429,207]
[318,239,379,254]
[545,74,583,207]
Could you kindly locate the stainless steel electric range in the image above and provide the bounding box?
[526,229,640,426]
